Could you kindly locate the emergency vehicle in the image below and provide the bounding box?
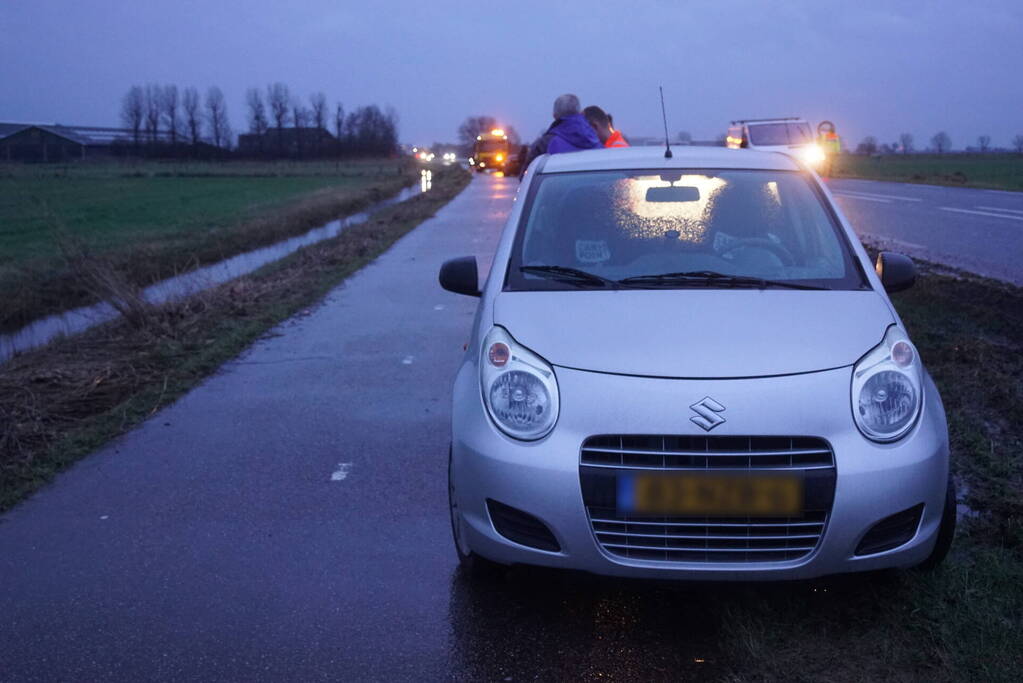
[469,129,510,173]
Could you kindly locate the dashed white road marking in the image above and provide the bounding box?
[330,463,352,481]
[939,206,1023,221]
[100,515,109,520]
[835,193,891,203]
[976,206,1023,215]
[434,304,445,310]
[836,190,922,202]
[402,355,414,365]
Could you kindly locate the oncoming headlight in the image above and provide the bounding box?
[852,325,923,442]
[480,326,559,440]
[801,144,826,166]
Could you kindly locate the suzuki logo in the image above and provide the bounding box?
[690,397,726,431]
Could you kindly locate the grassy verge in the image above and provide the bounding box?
[831,153,1023,191]
[715,266,1023,682]
[0,164,470,512]
[0,159,417,332]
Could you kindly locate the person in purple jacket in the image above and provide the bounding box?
[519,93,602,177]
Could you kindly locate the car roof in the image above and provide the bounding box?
[540,145,803,174]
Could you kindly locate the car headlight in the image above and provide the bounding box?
[480,326,559,440]
[801,144,826,165]
[851,325,923,442]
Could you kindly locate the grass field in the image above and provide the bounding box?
[0,159,416,331]
[832,153,1023,191]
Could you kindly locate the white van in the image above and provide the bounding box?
[726,118,826,169]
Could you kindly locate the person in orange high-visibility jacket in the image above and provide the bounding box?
[584,105,630,148]
[817,120,841,177]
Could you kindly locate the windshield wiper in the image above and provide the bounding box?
[520,265,623,289]
[618,270,829,290]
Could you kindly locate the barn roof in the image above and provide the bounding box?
[0,122,136,145]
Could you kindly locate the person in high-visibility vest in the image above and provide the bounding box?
[583,105,630,148]
[817,121,841,177]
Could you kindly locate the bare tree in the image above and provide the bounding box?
[931,131,951,154]
[1014,134,1023,155]
[334,103,345,164]
[857,136,879,155]
[144,83,161,144]
[310,92,328,131]
[205,86,231,150]
[182,87,201,148]
[160,84,180,146]
[899,132,913,154]
[267,82,291,153]
[292,99,309,158]
[245,88,268,134]
[977,135,991,152]
[120,85,145,150]
[457,115,497,147]
[309,92,328,157]
[677,131,692,144]
[245,88,268,156]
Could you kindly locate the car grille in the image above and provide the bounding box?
[580,435,836,564]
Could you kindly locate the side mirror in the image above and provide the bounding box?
[439,256,480,297]
[875,252,916,293]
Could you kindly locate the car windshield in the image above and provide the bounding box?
[747,123,813,146]
[507,169,865,291]
[478,139,506,152]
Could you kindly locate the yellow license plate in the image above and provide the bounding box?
[619,473,803,517]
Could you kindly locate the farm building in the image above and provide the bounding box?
[0,122,169,162]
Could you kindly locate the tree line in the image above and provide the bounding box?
[855,131,1023,155]
[120,84,231,157]
[120,82,399,159]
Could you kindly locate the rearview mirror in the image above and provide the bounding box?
[875,252,916,293]
[645,186,700,202]
[439,256,480,297]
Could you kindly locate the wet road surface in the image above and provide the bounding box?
[0,174,722,681]
[826,178,1023,284]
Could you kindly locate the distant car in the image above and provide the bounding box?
[439,146,955,580]
[727,117,826,169]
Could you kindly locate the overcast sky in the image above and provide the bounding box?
[2,0,1021,150]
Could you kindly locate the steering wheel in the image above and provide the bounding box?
[718,238,796,266]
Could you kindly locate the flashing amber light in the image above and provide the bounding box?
[490,128,505,136]
[495,153,504,162]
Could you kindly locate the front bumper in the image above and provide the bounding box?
[450,363,949,580]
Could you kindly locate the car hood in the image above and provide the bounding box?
[493,290,893,378]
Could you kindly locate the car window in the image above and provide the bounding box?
[747,123,812,146]
[508,170,865,290]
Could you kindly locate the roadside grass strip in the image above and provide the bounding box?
[832,154,1023,192]
[718,259,1023,682]
[0,165,470,512]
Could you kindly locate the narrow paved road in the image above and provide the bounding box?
[0,174,720,682]
[826,178,1023,284]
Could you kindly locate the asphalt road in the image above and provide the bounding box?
[825,177,1023,285]
[0,174,722,682]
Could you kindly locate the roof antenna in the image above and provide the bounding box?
[659,86,672,159]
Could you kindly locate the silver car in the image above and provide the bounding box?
[440,146,955,580]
